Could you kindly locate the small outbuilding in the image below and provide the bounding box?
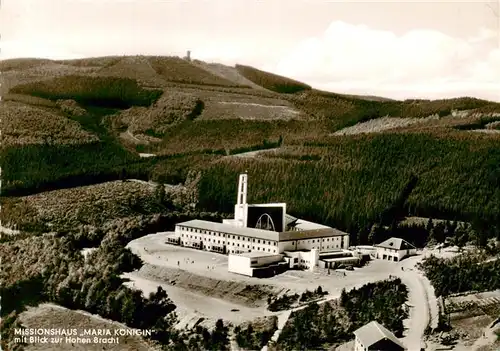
[353,321,406,351]
[375,237,417,262]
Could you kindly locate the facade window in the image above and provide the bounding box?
[252,246,255,249]
[274,242,277,246]
[237,243,240,247]
[258,240,261,244]
[247,245,250,248]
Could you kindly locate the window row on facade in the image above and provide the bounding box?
[179,227,278,246]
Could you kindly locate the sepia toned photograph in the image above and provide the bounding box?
[1,0,499,350]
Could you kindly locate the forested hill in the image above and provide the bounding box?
[1,55,500,239]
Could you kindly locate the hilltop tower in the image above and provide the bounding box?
[186,50,191,61]
[234,173,248,228]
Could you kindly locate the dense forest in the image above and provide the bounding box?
[418,252,500,297]
[0,212,229,351]
[196,132,500,241]
[10,75,163,108]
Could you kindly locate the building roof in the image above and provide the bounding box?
[176,219,280,241]
[279,227,348,241]
[293,219,330,230]
[285,214,298,226]
[375,237,416,250]
[353,321,406,349]
[322,257,359,262]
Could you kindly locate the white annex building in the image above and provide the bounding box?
[168,173,352,277]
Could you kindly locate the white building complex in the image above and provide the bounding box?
[167,173,354,277]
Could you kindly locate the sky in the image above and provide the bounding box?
[1,0,499,102]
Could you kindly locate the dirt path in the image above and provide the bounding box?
[0,224,20,235]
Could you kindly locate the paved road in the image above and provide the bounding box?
[262,252,440,351]
[396,254,439,351]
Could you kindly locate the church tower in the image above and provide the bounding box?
[234,173,248,227]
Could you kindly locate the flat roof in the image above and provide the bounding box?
[322,257,359,262]
[279,227,348,241]
[177,219,348,242]
[293,219,331,230]
[236,252,283,258]
[176,219,280,241]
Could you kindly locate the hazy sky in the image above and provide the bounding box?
[1,0,499,101]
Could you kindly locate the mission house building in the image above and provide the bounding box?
[167,173,351,277]
[174,220,347,255]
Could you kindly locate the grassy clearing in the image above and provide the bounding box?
[149,56,245,87]
[192,60,271,90]
[95,56,167,87]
